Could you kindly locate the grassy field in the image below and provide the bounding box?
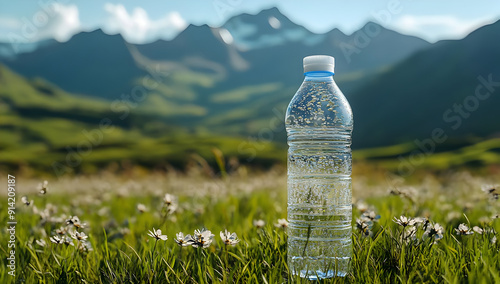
[1,167,499,283]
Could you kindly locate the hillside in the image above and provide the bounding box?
[0,64,285,172]
[0,8,431,140]
[350,19,500,148]
[1,8,499,172]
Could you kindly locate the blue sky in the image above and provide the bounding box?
[0,0,499,43]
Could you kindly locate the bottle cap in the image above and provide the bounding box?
[303,55,335,73]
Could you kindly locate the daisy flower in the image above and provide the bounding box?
[473,226,484,234]
[192,228,214,248]
[66,216,86,229]
[393,216,416,227]
[21,196,33,206]
[423,223,444,242]
[253,219,265,229]
[38,180,48,195]
[163,194,177,206]
[71,231,89,241]
[362,210,381,222]
[220,230,239,246]
[137,203,148,213]
[50,235,73,246]
[355,218,373,237]
[147,228,168,241]
[175,232,194,247]
[455,223,473,235]
[77,241,93,253]
[50,236,63,244]
[275,219,289,229]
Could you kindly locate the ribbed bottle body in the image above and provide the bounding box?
[286,73,353,279]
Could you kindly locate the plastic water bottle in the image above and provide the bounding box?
[286,55,353,279]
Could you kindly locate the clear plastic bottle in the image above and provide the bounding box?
[286,55,353,279]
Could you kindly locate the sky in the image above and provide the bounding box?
[0,0,499,44]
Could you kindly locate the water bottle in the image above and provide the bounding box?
[286,55,353,279]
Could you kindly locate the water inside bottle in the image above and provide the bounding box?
[287,127,352,279]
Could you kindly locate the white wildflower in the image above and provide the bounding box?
[62,236,74,246]
[66,215,80,225]
[55,226,68,235]
[137,203,148,213]
[402,226,417,243]
[275,219,289,229]
[192,228,214,248]
[77,240,93,252]
[423,223,444,242]
[21,196,33,206]
[147,228,168,241]
[355,218,372,237]
[71,231,89,241]
[481,184,498,199]
[472,226,483,234]
[163,193,177,206]
[393,216,416,227]
[253,219,265,229]
[220,230,239,246]
[162,194,178,214]
[455,223,473,235]
[175,232,194,247]
[355,201,368,212]
[38,180,48,195]
[66,216,86,229]
[414,217,429,228]
[50,235,73,246]
[50,236,63,244]
[362,210,380,222]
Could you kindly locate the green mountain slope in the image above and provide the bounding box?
[350,19,500,148]
[0,65,285,172]
[1,8,499,172]
[0,8,430,142]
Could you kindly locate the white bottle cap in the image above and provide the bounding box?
[303,55,335,73]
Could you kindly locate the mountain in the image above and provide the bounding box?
[0,8,430,98]
[350,19,500,148]
[222,7,324,50]
[0,7,433,141]
[0,64,283,171]
[0,8,499,171]
[11,7,500,172]
[0,39,57,59]
[1,30,147,99]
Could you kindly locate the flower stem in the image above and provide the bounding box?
[151,239,158,271]
[224,244,228,270]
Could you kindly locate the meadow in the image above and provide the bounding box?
[1,164,499,283]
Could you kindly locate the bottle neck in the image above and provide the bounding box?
[304,71,334,82]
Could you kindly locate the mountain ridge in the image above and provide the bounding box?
[350,19,500,148]
[1,7,497,163]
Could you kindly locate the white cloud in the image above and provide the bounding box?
[393,15,491,42]
[0,4,81,43]
[36,4,81,42]
[103,3,187,43]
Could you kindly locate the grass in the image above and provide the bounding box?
[1,168,499,283]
